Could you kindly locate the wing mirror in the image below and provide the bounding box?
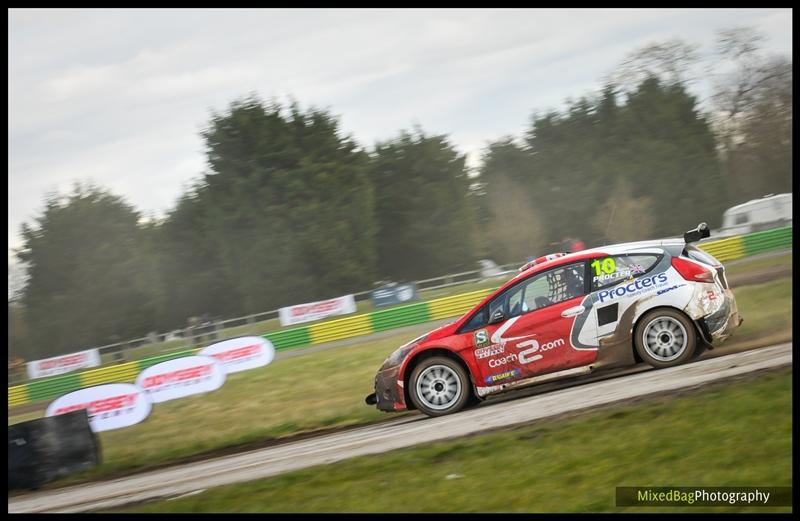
[489,309,506,324]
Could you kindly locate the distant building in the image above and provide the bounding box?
[717,193,792,238]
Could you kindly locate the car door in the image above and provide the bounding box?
[465,261,596,387]
[588,253,664,342]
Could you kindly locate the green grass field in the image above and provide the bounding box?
[724,251,791,278]
[122,368,792,513]
[8,273,792,487]
[21,327,420,481]
[730,278,792,341]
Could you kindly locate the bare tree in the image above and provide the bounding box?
[710,27,789,138]
[608,38,701,92]
[709,26,792,200]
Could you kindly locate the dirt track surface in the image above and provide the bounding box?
[8,342,792,513]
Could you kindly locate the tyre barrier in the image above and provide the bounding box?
[8,410,101,490]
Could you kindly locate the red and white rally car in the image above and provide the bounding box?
[366,223,743,417]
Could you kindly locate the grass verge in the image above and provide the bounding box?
[728,278,792,342]
[121,368,792,513]
[724,251,791,278]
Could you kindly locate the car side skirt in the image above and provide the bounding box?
[475,365,594,397]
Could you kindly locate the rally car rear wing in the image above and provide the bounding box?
[684,222,710,244]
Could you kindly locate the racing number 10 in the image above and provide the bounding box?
[591,258,616,276]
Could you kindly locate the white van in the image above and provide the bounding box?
[717,193,792,237]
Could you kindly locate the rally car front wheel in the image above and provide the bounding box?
[408,356,471,417]
[634,308,697,368]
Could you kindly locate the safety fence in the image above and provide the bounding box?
[8,289,494,407]
[8,226,791,408]
[30,262,521,361]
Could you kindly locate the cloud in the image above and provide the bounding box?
[8,8,792,258]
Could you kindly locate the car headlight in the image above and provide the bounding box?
[384,345,413,368]
[382,333,428,369]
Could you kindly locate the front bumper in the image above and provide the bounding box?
[368,365,406,413]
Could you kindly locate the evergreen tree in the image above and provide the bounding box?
[16,184,156,356]
[371,129,478,280]
[197,98,377,311]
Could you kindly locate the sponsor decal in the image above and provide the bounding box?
[516,338,565,364]
[27,349,102,379]
[593,268,647,283]
[630,264,645,274]
[484,368,521,384]
[199,336,275,374]
[488,354,518,368]
[597,273,669,303]
[371,283,418,307]
[45,383,152,432]
[595,271,625,282]
[278,295,356,326]
[397,286,415,302]
[592,259,647,284]
[474,329,489,348]
[657,283,687,296]
[136,356,226,403]
[475,344,504,359]
[590,257,617,278]
[491,316,522,346]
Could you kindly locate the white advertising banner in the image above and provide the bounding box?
[278,294,357,326]
[27,349,102,380]
[45,383,152,433]
[199,336,275,374]
[136,355,226,404]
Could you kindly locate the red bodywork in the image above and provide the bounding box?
[378,251,605,412]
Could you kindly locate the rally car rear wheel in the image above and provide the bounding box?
[634,308,697,368]
[409,356,470,417]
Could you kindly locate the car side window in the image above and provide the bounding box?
[462,305,488,332]
[522,276,549,312]
[590,254,660,291]
[491,262,585,319]
[459,261,586,333]
[462,281,526,333]
[488,294,506,320]
[521,262,586,311]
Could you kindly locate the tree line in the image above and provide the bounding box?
[10,27,791,359]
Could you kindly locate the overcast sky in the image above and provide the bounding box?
[8,8,793,265]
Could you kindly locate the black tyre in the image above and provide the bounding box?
[408,356,471,417]
[634,308,697,368]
